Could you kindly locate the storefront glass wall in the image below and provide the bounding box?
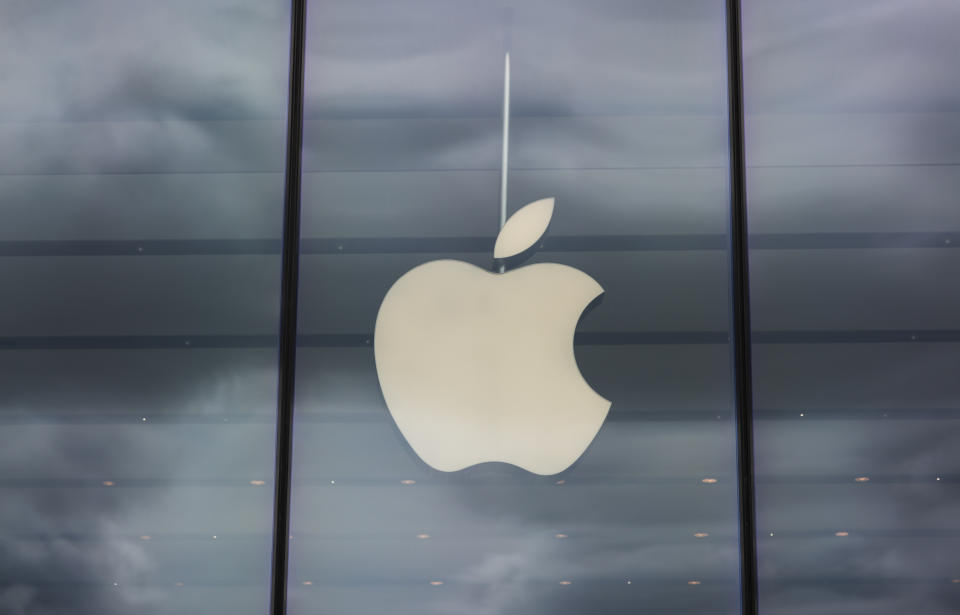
[0,1,956,614]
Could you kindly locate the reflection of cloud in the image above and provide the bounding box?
[0,350,277,615]
[437,537,548,615]
[1,0,957,614]
[0,521,155,614]
[744,0,960,113]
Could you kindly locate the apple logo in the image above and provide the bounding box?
[373,198,611,475]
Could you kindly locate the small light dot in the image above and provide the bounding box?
[854,476,870,483]
[113,582,119,587]
[769,532,775,537]
[330,480,336,485]
[701,478,718,484]
[175,582,184,587]
[137,246,144,253]
[102,480,115,487]
[799,413,804,417]
[559,580,572,586]
[416,533,431,539]
[626,580,632,585]
[694,532,709,538]
[302,581,313,586]
[185,340,191,346]
[936,477,942,481]
[140,535,151,541]
[555,479,565,485]
[249,480,266,486]
[835,531,849,537]
[430,581,444,586]
[688,580,701,586]
[400,479,416,485]
[212,535,218,540]
[141,417,147,422]
[555,533,568,539]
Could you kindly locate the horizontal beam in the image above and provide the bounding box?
[1,329,959,350]
[1,231,958,256]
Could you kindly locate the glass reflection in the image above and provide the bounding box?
[0,1,290,613]
[744,0,960,613]
[290,1,739,613]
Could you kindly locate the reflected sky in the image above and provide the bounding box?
[0,0,957,614]
[743,1,960,614]
[291,1,739,614]
[0,1,289,614]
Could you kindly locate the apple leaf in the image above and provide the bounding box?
[494,197,555,260]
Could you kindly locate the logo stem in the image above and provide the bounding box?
[498,51,511,274]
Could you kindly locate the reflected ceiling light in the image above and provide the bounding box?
[555,479,566,485]
[559,580,572,586]
[112,582,119,587]
[834,531,849,537]
[400,479,416,485]
[102,480,115,487]
[694,532,709,538]
[701,478,718,484]
[249,480,266,486]
[302,581,313,586]
[952,579,960,584]
[141,417,147,422]
[937,477,942,481]
[799,413,804,417]
[626,580,632,585]
[429,581,444,586]
[554,533,568,539]
[212,535,218,540]
[329,480,336,485]
[687,580,701,586]
[140,535,151,541]
[854,476,870,482]
[374,199,611,475]
[769,532,775,537]
[416,533,431,539]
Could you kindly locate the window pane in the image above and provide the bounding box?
[743,1,960,613]
[289,1,740,613]
[0,1,290,613]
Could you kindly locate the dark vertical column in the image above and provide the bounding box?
[270,1,307,614]
[724,1,759,614]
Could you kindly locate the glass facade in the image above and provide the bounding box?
[743,1,960,613]
[1,1,957,614]
[288,2,739,614]
[0,1,291,613]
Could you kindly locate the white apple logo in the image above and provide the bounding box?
[373,198,611,475]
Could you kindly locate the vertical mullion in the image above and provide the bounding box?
[270,1,308,614]
[724,1,759,615]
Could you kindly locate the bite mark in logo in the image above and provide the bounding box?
[373,198,610,475]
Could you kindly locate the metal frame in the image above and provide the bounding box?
[267,1,760,614]
[725,1,760,614]
[269,0,307,614]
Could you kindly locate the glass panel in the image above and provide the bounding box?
[743,1,960,613]
[290,1,740,613]
[0,1,290,613]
